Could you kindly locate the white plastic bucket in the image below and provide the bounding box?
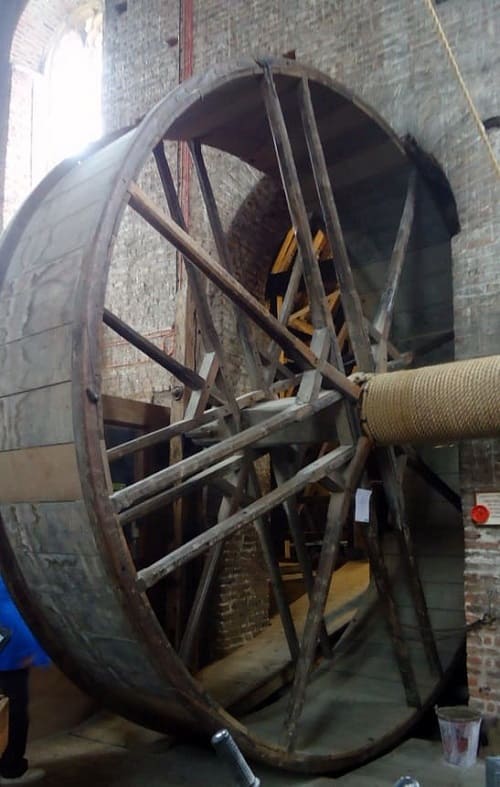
[435,705,482,768]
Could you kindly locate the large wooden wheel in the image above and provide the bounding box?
[0,58,495,773]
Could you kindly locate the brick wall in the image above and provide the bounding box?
[189,0,500,698]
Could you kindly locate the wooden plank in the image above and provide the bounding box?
[127,182,360,402]
[284,436,371,750]
[261,67,340,361]
[0,250,82,345]
[373,170,417,372]
[136,444,354,590]
[153,142,241,423]
[297,328,330,404]
[247,465,300,661]
[112,390,343,514]
[265,252,304,382]
[189,140,267,391]
[0,444,81,502]
[0,382,73,451]
[179,461,250,666]
[118,454,244,526]
[199,561,368,713]
[377,447,443,677]
[0,500,97,557]
[0,324,72,398]
[363,505,421,708]
[272,228,297,273]
[298,77,373,372]
[403,446,462,512]
[102,394,170,429]
[184,351,219,420]
[106,377,300,464]
[273,453,331,657]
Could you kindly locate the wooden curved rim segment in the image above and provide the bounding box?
[0,57,465,773]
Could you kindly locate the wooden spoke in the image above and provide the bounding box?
[189,140,267,391]
[264,250,304,384]
[184,351,219,420]
[112,391,343,514]
[377,447,443,676]
[118,454,244,526]
[127,181,360,402]
[153,142,241,423]
[298,78,373,372]
[136,443,354,591]
[261,66,343,371]
[248,465,300,661]
[387,353,414,371]
[179,460,251,666]
[296,327,330,404]
[363,490,421,708]
[103,308,210,393]
[273,452,331,658]
[373,170,417,372]
[284,437,372,750]
[403,445,461,512]
[366,320,407,363]
[106,376,302,464]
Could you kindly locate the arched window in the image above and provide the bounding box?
[4,1,102,225]
[32,8,103,181]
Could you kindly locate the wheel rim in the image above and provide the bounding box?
[0,57,464,772]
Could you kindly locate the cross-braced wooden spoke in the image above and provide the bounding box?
[113,63,448,754]
[0,57,471,775]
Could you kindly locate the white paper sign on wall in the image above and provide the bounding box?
[355,488,372,523]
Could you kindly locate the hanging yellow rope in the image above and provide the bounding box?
[422,0,500,179]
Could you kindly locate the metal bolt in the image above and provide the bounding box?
[172,385,184,401]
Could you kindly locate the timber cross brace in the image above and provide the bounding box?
[0,57,498,774]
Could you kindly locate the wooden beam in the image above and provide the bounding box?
[377,447,443,676]
[298,78,373,372]
[363,495,421,708]
[136,443,354,590]
[403,445,462,512]
[127,181,360,402]
[118,454,244,526]
[183,351,219,420]
[106,377,300,464]
[273,453,331,657]
[284,436,371,750]
[189,140,267,391]
[153,142,241,424]
[112,391,343,514]
[179,461,250,666]
[103,308,207,392]
[102,395,170,429]
[261,67,342,371]
[373,169,417,372]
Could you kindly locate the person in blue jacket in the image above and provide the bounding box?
[0,576,49,784]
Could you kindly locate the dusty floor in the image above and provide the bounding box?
[25,714,489,787]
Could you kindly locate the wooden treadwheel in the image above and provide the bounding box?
[0,57,470,774]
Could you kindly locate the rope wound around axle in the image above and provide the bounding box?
[360,355,500,446]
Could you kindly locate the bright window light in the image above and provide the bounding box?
[45,16,102,167]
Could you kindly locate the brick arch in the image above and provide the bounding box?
[2,0,102,225]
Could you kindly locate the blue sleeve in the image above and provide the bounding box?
[0,580,50,670]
